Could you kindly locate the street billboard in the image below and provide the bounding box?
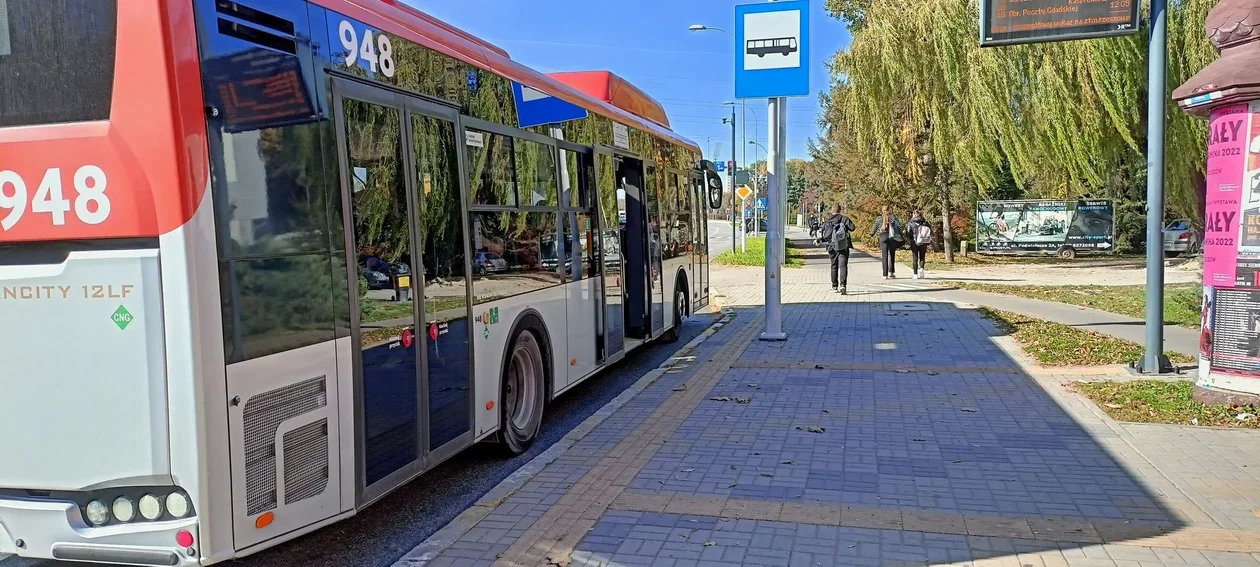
[979,0,1140,47]
[976,199,1115,254]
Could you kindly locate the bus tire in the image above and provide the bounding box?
[498,319,549,455]
[662,277,689,343]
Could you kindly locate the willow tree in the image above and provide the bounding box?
[825,0,1219,258]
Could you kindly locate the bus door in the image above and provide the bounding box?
[615,156,651,346]
[690,172,709,309]
[332,78,474,506]
[594,148,625,363]
[687,172,701,308]
[643,161,665,337]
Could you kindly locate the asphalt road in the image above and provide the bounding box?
[3,313,718,567]
[708,218,742,254]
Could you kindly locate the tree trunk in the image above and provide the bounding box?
[940,168,955,263]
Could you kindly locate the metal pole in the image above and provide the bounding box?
[729,106,737,256]
[778,100,788,265]
[762,96,786,341]
[1141,0,1168,373]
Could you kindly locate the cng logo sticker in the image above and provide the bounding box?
[111,305,134,330]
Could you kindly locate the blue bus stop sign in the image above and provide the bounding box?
[755,197,768,211]
[735,0,810,99]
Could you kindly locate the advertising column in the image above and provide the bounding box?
[1197,102,1260,395]
[1172,0,1260,401]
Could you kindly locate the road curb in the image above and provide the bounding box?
[393,307,736,566]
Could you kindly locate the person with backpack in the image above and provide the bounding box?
[818,204,856,294]
[907,209,932,279]
[870,205,904,279]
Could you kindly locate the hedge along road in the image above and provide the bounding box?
[1,313,720,567]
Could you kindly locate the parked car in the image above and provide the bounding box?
[359,255,410,290]
[474,251,509,275]
[1163,219,1199,257]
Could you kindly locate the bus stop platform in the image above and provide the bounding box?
[397,259,1260,567]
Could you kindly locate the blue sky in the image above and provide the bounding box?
[411,0,852,163]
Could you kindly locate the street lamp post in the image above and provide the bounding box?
[689,24,751,255]
[721,107,737,256]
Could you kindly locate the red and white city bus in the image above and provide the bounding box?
[0,1,723,564]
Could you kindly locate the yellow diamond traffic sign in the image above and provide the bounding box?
[735,185,753,201]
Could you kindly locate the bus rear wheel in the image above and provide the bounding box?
[499,328,546,455]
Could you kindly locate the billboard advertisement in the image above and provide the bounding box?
[976,199,1114,253]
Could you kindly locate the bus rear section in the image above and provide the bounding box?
[0,0,215,565]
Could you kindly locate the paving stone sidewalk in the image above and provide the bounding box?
[400,257,1260,567]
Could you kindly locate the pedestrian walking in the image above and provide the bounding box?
[818,204,856,294]
[870,205,904,279]
[907,209,932,279]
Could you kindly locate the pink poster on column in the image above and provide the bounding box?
[1203,104,1250,286]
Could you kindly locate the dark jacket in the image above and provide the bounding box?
[871,214,904,243]
[822,213,856,250]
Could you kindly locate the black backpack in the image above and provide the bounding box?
[822,216,850,250]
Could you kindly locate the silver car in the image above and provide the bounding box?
[1163,219,1198,257]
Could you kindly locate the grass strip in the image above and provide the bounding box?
[978,307,1194,367]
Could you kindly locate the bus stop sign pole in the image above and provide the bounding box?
[734,0,808,342]
[761,96,787,341]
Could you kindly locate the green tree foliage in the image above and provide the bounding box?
[817,0,1219,253]
[787,158,809,213]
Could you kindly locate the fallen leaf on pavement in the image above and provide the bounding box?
[735,396,752,404]
[760,472,773,477]
[781,460,796,465]
[927,371,940,376]
[710,396,733,402]
[747,383,761,389]
[961,408,978,413]
[795,425,826,433]
[682,468,696,473]
[673,384,687,392]
[703,541,716,547]
[1105,403,1123,409]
